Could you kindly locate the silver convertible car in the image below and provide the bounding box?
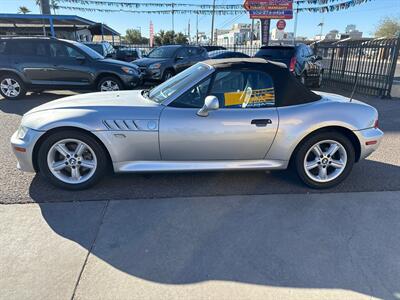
[11,58,383,190]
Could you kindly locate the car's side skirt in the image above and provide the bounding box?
[113,160,289,173]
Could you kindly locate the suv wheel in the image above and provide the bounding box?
[162,70,174,81]
[0,75,26,100]
[97,76,123,92]
[294,132,355,189]
[38,130,108,190]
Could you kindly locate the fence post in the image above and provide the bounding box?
[386,34,400,98]
[329,47,335,80]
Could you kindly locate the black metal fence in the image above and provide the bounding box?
[314,38,400,98]
[117,37,400,97]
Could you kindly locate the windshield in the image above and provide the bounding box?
[85,44,103,55]
[148,46,178,58]
[148,63,212,103]
[69,41,104,60]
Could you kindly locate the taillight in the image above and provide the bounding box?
[374,119,379,129]
[289,56,296,72]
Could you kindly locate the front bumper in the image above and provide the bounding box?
[138,67,163,81]
[120,72,144,88]
[10,128,45,173]
[354,127,384,160]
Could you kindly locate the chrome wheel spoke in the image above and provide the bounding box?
[318,166,328,180]
[306,160,319,170]
[55,144,71,157]
[71,167,81,180]
[74,142,86,156]
[312,145,323,157]
[330,159,345,169]
[326,143,339,157]
[80,160,95,169]
[51,161,66,171]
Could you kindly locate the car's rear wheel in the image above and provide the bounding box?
[294,132,355,189]
[97,76,123,92]
[0,74,26,100]
[37,130,108,190]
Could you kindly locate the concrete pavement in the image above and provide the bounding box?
[2,191,400,300]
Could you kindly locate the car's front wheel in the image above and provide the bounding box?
[37,130,108,190]
[97,76,123,92]
[294,132,355,189]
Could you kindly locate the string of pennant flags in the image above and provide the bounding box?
[55,0,374,15]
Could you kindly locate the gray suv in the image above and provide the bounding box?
[0,37,142,99]
[133,45,208,82]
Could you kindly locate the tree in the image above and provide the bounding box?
[153,30,189,46]
[51,0,59,14]
[125,29,149,44]
[375,17,400,38]
[18,6,31,14]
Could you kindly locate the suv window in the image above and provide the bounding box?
[50,43,81,58]
[176,47,190,58]
[210,70,275,108]
[7,40,49,56]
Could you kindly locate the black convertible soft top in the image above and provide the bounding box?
[203,58,321,107]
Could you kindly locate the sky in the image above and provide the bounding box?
[2,0,400,39]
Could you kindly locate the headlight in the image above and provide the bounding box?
[149,63,161,70]
[17,126,28,140]
[121,67,137,75]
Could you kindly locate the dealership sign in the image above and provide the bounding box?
[243,0,293,19]
[276,19,286,30]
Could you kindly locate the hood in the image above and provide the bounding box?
[26,90,159,115]
[100,58,140,70]
[132,57,169,67]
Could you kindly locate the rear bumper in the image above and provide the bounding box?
[10,129,44,173]
[354,127,384,160]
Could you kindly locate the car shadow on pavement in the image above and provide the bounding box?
[28,159,400,203]
[36,167,400,299]
[0,92,75,116]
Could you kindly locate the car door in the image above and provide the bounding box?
[159,69,278,160]
[49,41,93,87]
[6,40,55,85]
[174,47,191,73]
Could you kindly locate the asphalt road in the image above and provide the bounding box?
[0,89,399,204]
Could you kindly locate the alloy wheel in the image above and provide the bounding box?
[303,140,347,183]
[100,80,120,92]
[0,78,21,98]
[47,139,97,184]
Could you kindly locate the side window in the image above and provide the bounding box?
[176,48,189,58]
[7,41,49,56]
[210,70,275,108]
[169,77,211,108]
[50,43,81,58]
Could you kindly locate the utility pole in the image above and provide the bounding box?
[40,0,51,14]
[196,13,199,44]
[210,0,216,45]
[293,1,299,43]
[171,3,175,32]
[250,18,254,45]
[188,19,191,41]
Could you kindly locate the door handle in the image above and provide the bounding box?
[251,119,272,127]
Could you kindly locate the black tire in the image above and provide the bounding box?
[37,130,109,190]
[294,131,355,189]
[97,76,123,92]
[162,69,174,81]
[0,74,27,100]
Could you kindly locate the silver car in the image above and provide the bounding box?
[11,58,383,190]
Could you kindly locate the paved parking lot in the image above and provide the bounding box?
[0,89,399,204]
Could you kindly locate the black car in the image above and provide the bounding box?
[0,37,142,99]
[83,41,116,58]
[133,45,208,82]
[115,47,142,62]
[255,44,323,87]
[202,45,227,52]
[208,50,250,59]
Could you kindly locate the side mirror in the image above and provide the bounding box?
[76,56,86,62]
[315,55,322,61]
[175,56,184,61]
[197,95,219,117]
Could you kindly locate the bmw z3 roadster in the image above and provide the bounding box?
[11,58,383,190]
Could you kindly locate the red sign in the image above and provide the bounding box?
[276,19,286,30]
[243,0,293,20]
